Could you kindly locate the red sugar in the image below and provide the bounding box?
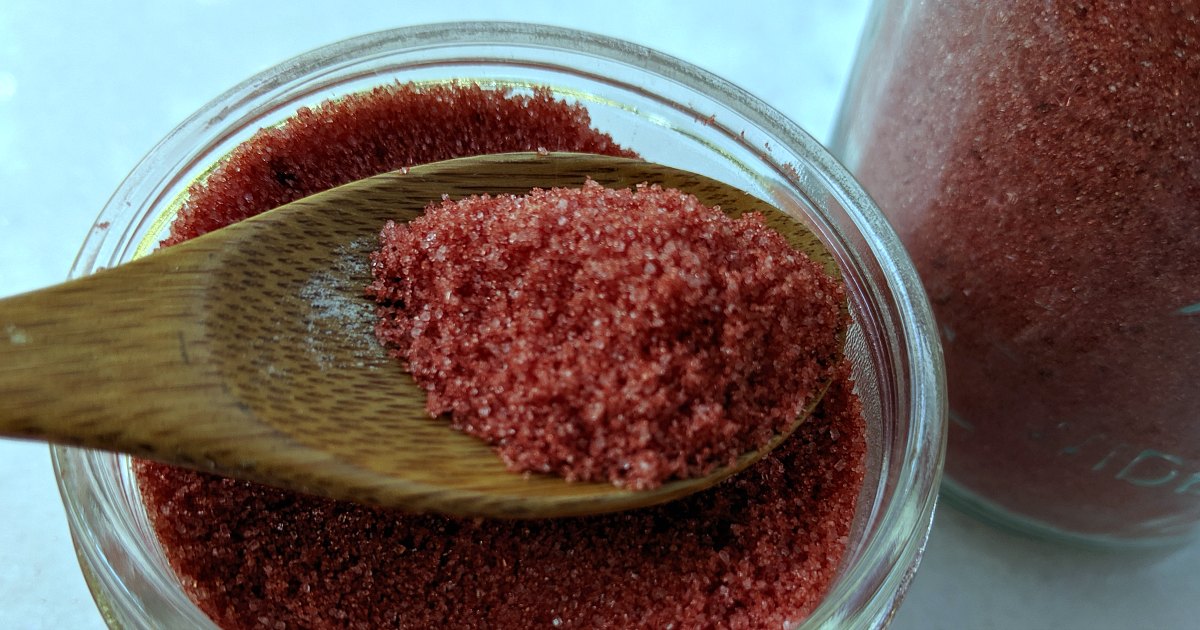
[138,82,867,628]
[367,182,844,489]
[136,362,865,629]
[163,83,634,246]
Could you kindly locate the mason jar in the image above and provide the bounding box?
[55,22,945,627]
[833,0,1200,546]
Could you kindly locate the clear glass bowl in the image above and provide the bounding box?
[52,22,946,629]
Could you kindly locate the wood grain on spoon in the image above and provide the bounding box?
[0,152,842,519]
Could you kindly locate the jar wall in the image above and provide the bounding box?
[832,0,1200,545]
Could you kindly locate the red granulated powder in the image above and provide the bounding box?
[163,83,634,246]
[136,362,864,629]
[137,82,867,628]
[366,181,844,489]
[835,1,1200,538]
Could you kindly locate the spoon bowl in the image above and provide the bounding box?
[0,152,841,518]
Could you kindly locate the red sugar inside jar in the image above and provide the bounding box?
[135,82,868,629]
[367,181,845,489]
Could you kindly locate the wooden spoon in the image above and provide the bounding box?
[0,152,842,519]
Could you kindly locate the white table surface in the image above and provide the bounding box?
[1,2,1196,628]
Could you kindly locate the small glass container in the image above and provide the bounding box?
[833,1,1200,546]
[54,22,945,628]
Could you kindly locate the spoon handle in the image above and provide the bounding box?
[0,246,256,467]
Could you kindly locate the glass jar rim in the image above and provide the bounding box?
[55,21,946,629]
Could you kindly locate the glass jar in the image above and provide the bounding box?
[833,1,1200,546]
[54,22,945,628]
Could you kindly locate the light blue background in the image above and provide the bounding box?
[1,2,1196,628]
